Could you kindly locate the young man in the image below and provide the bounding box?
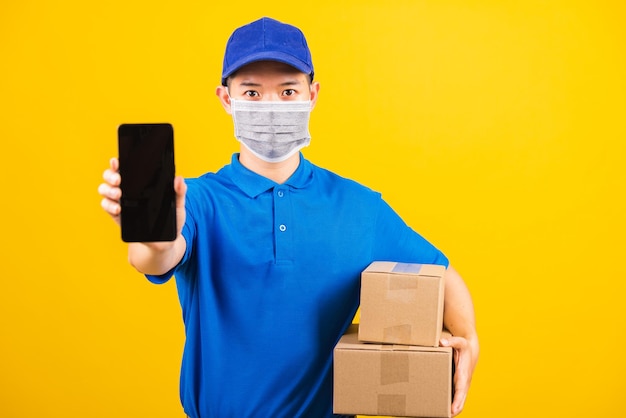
[99,17,478,418]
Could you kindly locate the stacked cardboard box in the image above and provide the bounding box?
[334,262,453,418]
[358,262,447,347]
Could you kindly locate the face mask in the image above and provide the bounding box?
[230,99,312,163]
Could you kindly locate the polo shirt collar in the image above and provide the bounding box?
[227,153,314,198]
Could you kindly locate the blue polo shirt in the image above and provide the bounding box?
[149,153,448,418]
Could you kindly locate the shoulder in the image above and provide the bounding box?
[184,164,235,193]
[181,171,232,217]
[308,160,382,198]
[185,171,221,188]
[183,173,216,199]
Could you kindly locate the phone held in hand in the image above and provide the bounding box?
[117,123,176,242]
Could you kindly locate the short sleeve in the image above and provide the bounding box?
[372,197,449,267]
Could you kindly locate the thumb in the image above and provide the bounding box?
[174,175,187,203]
[110,157,119,172]
[440,336,468,350]
[173,176,187,237]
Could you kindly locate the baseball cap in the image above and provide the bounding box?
[221,17,314,86]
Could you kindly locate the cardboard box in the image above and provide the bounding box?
[334,324,453,418]
[359,261,446,347]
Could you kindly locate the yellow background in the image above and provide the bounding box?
[1,1,625,417]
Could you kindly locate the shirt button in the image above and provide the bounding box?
[279,224,287,232]
[277,190,284,197]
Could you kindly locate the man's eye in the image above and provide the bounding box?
[245,91,260,97]
[283,89,296,96]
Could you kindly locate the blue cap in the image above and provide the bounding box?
[221,17,314,86]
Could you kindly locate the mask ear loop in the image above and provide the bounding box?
[225,88,235,114]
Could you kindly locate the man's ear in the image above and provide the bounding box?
[309,81,320,111]
[216,85,232,114]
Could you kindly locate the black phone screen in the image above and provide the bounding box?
[117,123,176,242]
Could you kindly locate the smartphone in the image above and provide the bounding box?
[117,123,176,242]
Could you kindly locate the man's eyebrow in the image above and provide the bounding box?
[237,80,302,87]
[238,81,262,87]
[279,80,302,86]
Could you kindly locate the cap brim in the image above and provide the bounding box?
[222,51,313,85]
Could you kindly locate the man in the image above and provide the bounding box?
[99,17,478,418]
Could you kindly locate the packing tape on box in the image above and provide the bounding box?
[378,351,409,415]
[381,351,409,384]
[391,262,423,274]
[388,275,419,291]
[383,324,412,343]
[377,394,407,417]
[387,274,418,305]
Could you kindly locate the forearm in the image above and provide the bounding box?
[443,265,479,356]
[127,234,186,276]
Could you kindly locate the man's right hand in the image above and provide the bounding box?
[98,157,123,225]
[97,157,188,275]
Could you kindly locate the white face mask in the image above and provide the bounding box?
[230,99,312,163]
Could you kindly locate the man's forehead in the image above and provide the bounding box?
[229,62,308,87]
